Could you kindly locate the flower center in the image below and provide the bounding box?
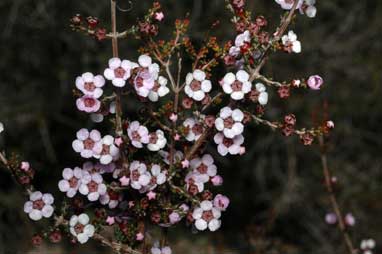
[192,124,203,135]
[223,117,234,128]
[84,97,96,107]
[114,67,126,78]
[231,80,243,91]
[132,131,141,141]
[152,82,160,92]
[149,133,158,144]
[83,138,95,149]
[84,82,96,92]
[69,177,78,188]
[101,144,110,155]
[222,137,234,147]
[131,171,140,181]
[201,210,214,222]
[87,180,98,192]
[197,164,208,174]
[150,176,157,185]
[74,223,85,234]
[190,80,201,91]
[32,199,45,210]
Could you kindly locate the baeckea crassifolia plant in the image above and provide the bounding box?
[0,0,376,254]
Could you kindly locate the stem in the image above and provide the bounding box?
[318,136,356,254]
[110,0,123,136]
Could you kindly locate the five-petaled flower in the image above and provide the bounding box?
[24,191,54,221]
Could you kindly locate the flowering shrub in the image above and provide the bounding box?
[0,0,375,254]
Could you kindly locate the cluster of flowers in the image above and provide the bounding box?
[0,1,353,253]
[275,0,317,18]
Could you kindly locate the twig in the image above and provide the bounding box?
[318,136,356,254]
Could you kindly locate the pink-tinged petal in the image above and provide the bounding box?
[138,55,152,67]
[82,72,94,82]
[81,149,93,158]
[223,73,235,85]
[88,192,99,201]
[215,118,225,131]
[232,123,244,135]
[213,133,224,144]
[201,80,212,92]
[231,91,244,100]
[109,57,121,69]
[236,70,249,82]
[228,144,241,155]
[77,129,89,140]
[75,77,85,90]
[62,168,74,179]
[219,107,232,119]
[193,91,205,101]
[112,78,126,87]
[195,219,208,231]
[193,69,206,81]
[72,140,84,152]
[222,83,233,94]
[232,109,244,122]
[104,68,115,80]
[100,155,113,165]
[217,144,228,156]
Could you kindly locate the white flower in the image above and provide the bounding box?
[69,213,95,244]
[148,164,167,190]
[148,76,170,102]
[222,70,252,100]
[183,118,204,142]
[184,69,212,101]
[361,239,376,251]
[93,135,120,164]
[192,200,221,231]
[214,133,244,156]
[215,107,244,138]
[72,129,102,159]
[147,130,167,151]
[190,154,217,183]
[58,167,83,198]
[23,191,54,221]
[134,55,160,97]
[299,0,317,18]
[282,30,301,53]
[255,83,269,105]
[151,243,172,254]
[0,122,4,133]
[75,72,105,98]
[104,57,138,87]
[185,172,205,194]
[79,171,107,201]
[275,0,303,10]
[127,121,149,148]
[129,161,151,191]
[229,30,251,57]
[159,150,184,165]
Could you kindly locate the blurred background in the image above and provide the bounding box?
[0,0,381,253]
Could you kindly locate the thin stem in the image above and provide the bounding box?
[318,136,356,254]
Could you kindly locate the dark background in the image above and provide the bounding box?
[0,0,381,253]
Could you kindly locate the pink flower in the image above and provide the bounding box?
[169,113,178,122]
[134,55,160,97]
[93,135,120,165]
[181,159,190,168]
[214,133,244,156]
[190,154,217,183]
[58,167,83,198]
[154,12,164,21]
[325,213,337,225]
[147,130,167,151]
[21,161,30,171]
[79,171,107,201]
[119,176,130,186]
[129,161,151,191]
[75,72,105,98]
[136,232,144,241]
[192,200,221,231]
[114,137,123,146]
[106,216,115,225]
[104,57,138,87]
[184,69,212,101]
[307,75,324,90]
[183,118,204,142]
[169,212,181,224]
[76,95,101,113]
[222,70,252,100]
[211,175,223,186]
[147,191,157,200]
[345,213,356,226]
[148,164,167,190]
[127,121,149,148]
[72,129,102,159]
[326,120,335,129]
[215,107,244,139]
[213,194,230,211]
[24,191,54,221]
